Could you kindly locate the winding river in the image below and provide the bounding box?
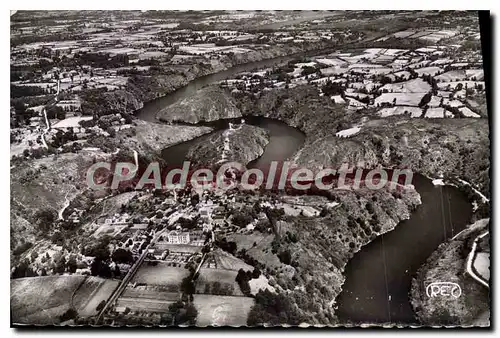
[135,58,472,325]
[335,175,472,325]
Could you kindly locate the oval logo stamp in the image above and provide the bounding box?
[426,282,462,299]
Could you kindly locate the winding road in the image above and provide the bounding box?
[466,231,490,288]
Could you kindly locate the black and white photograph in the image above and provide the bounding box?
[8,7,492,329]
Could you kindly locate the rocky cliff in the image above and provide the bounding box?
[237,85,490,197]
[157,86,242,124]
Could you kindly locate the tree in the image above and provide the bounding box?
[232,211,253,228]
[66,255,77,273]
[418,92,432,108]
[161,301,198,326]
[181,276,196,295]
[45,105,64,120]
[247,290,305,326]
[90,259,112,278]
[184,303,198,325]
[112,248,133,264]
[96,300,106,312]
[34,208,56,233]
[55,256,67,274]
[60,308,78,322]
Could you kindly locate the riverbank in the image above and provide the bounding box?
[94,42,334,123]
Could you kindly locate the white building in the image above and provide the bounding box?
[167,231,190,244]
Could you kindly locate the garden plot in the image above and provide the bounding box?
[374,92,425,106]
[131,263,190,286]
[193,295,254,327]
[379,78,431,93]
[378,106,423,118]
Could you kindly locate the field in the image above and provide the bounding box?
[378,106,423,118]
[11,276,85,324]
[115,297,175,313]
[415,66,441,76]
[74,277,119,318]
[460,107,481,118]
[193,295,254,326]
[379,78,431,93]
[374,92,425,106]
[196,267,243,296]
[212,249,254,271]
[435,70,467,82]
[131,263,189,286]
[52,116,93,129]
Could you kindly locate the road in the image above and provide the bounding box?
[466,231,489,288]
[95,227,167,323]
[40,79,60,149]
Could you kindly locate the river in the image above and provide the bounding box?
[135,57,472,325]
[136,56,297,123]
[335,174,472,324]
